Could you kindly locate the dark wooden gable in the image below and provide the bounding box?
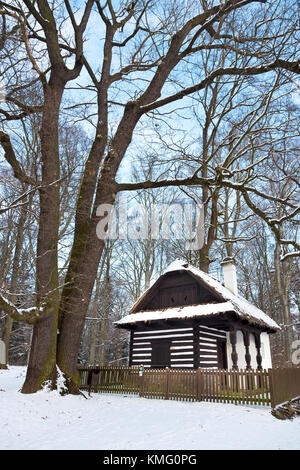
[134,270,222,312]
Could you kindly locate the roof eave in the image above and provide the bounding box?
[114,309,279,332]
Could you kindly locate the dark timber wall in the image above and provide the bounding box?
[128,271,229,369]
[199,326,227,368]
[130,324,228,369]
[131,326,194,368]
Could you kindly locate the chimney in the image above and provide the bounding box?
[221,257,238,295]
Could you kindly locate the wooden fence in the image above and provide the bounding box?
[78,366,271,406]
[269,368,300,408]
[79,366,140,395]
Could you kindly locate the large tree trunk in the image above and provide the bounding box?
[0,0,92,394]
[57,103,142,389]
[56,28,192,386]
[21,81,63,393]
[56,188,112,389]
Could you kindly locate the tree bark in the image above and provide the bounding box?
[57,101,142,388]
[21,80,63,393]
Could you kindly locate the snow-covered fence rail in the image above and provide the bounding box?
[78,366,272,406]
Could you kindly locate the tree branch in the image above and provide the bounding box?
[0,131,37,185]
[139,60,300,114]
[115,174,297,208]
[0,293,47,324]
[0,9,46,84]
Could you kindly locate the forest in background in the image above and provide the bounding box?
[0,0,299,394]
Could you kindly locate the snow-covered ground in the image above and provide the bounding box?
[0,366,299,450]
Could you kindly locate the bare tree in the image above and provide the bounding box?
[0,0,299,394]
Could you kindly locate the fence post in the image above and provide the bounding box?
[196,368,202,402]
[138,365,144,397]
[87,369,93,396]
[165,367,170,400]
[268,368,276,408]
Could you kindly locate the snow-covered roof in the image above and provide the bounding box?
[115,259,280,331]
[116,302,234,325]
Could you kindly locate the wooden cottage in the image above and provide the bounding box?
[115,259,279,370]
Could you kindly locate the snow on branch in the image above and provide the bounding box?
[0,278,73,323]
[280,251,300,262]
[0,293,48,324]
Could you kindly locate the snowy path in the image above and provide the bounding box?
[0,367,299,450]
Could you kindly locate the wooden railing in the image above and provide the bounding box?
[78,366,272,406]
